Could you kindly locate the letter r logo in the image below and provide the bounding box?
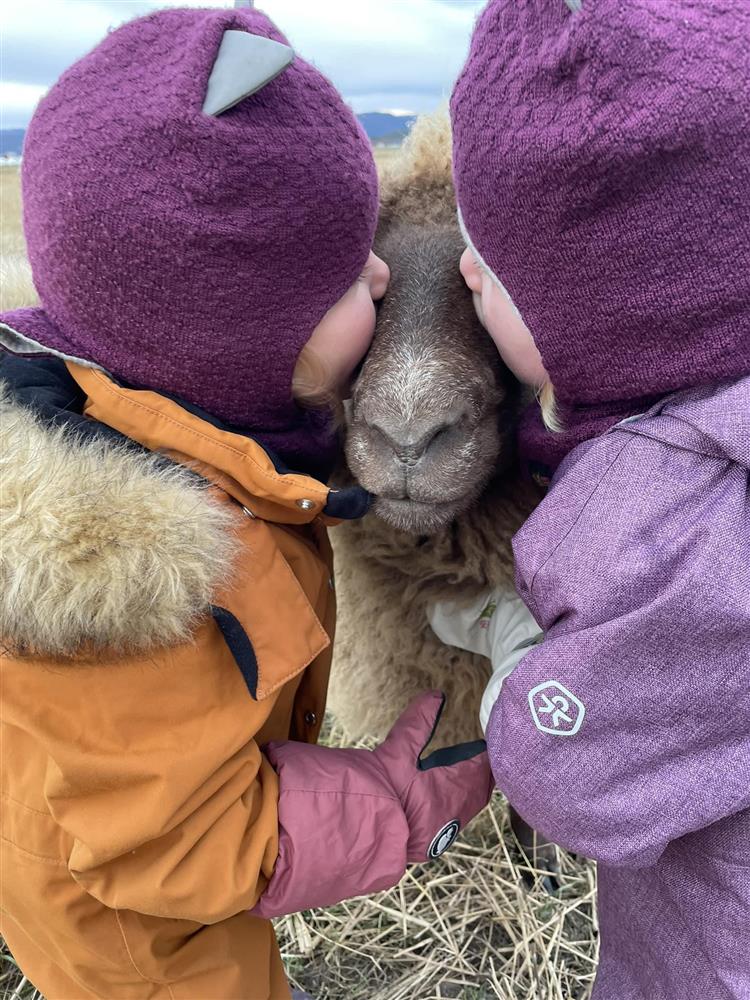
[528,681,585,736]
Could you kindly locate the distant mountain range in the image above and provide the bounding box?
[0,114,414,158]
[356,112,416,144]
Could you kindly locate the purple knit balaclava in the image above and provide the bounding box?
[451,0,750,476]
[0,7,378,473]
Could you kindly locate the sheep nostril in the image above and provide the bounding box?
[371,420,453,466]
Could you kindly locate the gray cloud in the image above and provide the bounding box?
[2,0,484,127]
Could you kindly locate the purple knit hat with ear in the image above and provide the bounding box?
[451,0,750,476]
[1,6,378,469]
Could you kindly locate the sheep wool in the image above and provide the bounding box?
[0,6,378,471]
[451,0,750,474]
[329,113,539,748]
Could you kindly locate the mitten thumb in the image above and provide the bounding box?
[376,690,445,769]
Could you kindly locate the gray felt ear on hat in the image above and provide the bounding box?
[202,29,294,116]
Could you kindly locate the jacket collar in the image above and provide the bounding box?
[2,353,371,525]
[0,353,370,660]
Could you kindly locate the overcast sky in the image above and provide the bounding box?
[1,0,485,129]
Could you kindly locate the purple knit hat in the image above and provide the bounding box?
[451,0,750,475]
[1,6,378,469]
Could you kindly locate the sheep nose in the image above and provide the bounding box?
[369,417,456,466]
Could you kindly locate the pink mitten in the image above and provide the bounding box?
[251,691,493,918]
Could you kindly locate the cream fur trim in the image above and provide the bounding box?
[0,385,237,659]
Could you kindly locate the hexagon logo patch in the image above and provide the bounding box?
[528,681,585,737]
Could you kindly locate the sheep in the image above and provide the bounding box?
[329,112,540,748]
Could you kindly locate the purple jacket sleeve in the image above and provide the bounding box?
[487,428,750,868]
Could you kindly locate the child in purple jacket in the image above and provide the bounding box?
[0,7,493,998]
[437,1,750,998]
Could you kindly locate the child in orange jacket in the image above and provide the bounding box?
[0,8,493,999]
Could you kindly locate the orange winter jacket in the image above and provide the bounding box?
[0,358,366,999]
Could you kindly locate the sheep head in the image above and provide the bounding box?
[342,111,522,534]
[345,222,520,534]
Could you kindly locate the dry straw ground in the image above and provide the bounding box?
[0,160,598,1000]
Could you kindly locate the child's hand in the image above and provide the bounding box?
[428,587,538,660]
[250,692,493,918]
[371,690,493,862]
[428,589,542,732]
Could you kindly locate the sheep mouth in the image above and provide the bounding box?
[371,494,476,535]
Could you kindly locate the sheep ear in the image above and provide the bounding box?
[202,30,294,116]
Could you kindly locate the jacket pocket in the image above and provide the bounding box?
[212,516,330,701]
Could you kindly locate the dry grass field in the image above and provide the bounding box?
[0,158,598,1000]
[0,167,23,258]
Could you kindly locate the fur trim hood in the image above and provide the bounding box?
[0,378,236,659]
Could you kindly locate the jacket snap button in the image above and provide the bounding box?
[296,498,316,511]
[304,711,317,726]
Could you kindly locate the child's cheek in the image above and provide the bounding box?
[471,290,487,328]
[480,287,512,354]
[479,287,547,388]
[335,296,376,385]
[352,297,377,366]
